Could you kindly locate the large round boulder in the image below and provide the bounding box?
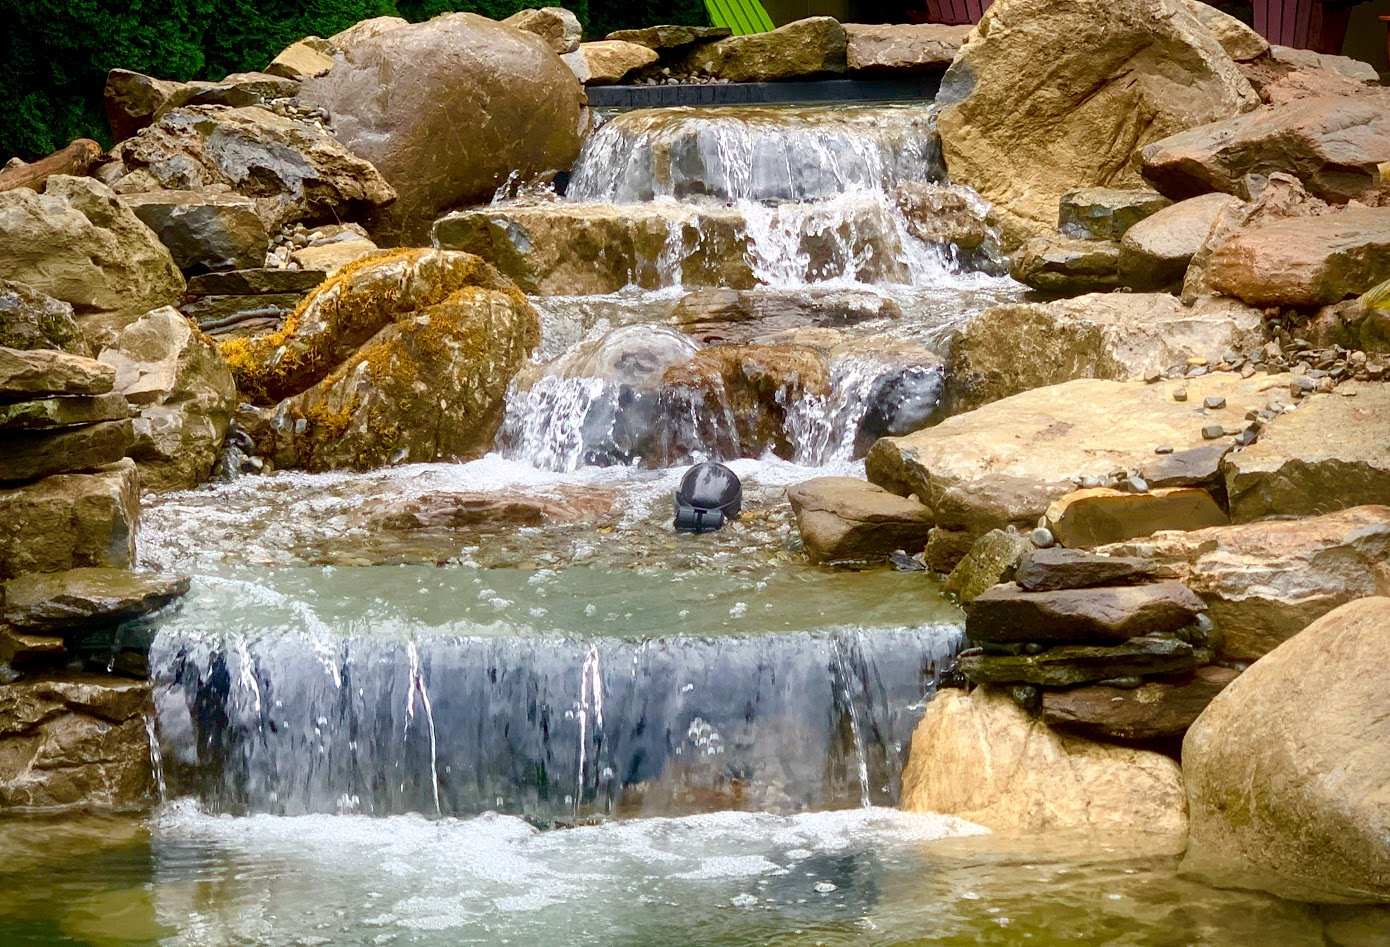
[300,13,588,244]
[935,0,1258,246]
[1182,597,1390,903]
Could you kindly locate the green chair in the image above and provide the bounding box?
[705,0,775,35]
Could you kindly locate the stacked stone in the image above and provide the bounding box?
[182,267,325,339]
[956,547,1236,744]
[0,339,188,812]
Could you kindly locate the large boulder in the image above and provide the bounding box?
[122,190,269,274]
[0,281,86,355]
[900,687,1187,846]
[843,23,970,74]
[0,177,184,340]
[99,307,237,491]
[866,372,1289,567]
[1140,92,1390,204]
[1182,0,1268,61]
[944,293,1265,413]
[935,0,1258,245]
[0,675,155,813]
[1101,505,1390,660]
[111,106,395,234]
[1182,597,1390,903]
[261,281,539,471]
[682,18,846,82]
[1117,192,1240,290]
[562,41,658,84]
[787,477,932,564]
[1221,383,1390,523]
[1201,205,1390,307]
[0,461,139,580]
[219,249,519,404]
[299,13,587,244]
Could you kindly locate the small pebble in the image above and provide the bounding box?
[1030,527,1055,549]
[1154,445,1173,454]
[1023,643,1045,656]
[1203,395,1226,410]
[1234,428,1257,446]
[1172,387,1188,402]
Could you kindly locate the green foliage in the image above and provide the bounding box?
[0,0,707,162]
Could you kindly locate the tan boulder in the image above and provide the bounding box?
[265,38,334,80]
[1221,382,1390,522]
[682,17,847,83]
[1182,597,1390,902]
[99,307,237,491]
[1008,235,1121,294]
[1117,192,1240,290]
[935,0,1258,245]
[325,16,409,50]
[0,675,155,813]
[786,477,932,565]
[1101,506,1390,660]
[1140,92,1390,204]
[0,177,184,336]
[1203,205,1390,307]
[944,293,1266,413]
[0,461,139,580]
[111,106,395,235]
[844,23,970,74]
[502,8,582,55]
[299,13,586,244]
[1043,486,1228,548]
[901,687,1187,846]
[562,41,659,84]
[219,249,517,404]
[0,347,114,399]
[605,25,730,50]
[1182,0,1268,61]
[866,372,1290,566]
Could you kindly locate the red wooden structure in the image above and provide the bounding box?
[913,0,1356,53]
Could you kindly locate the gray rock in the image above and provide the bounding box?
[0,347,114,400]
[0,420,133,484]
[1058,187,1172,240]
[0,281,85,355]
[1015,547,1157,591]
[960,636,1205,687]
[124,190,269,274]
[0,460,139,580]
[0,393,130,431]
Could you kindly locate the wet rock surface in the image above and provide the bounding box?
[1057,188,1172,241]
[965,581,1206,645]
[1041,665,1239,742]
[0,420,134,485]
[0,461,139,580]
[123,190,269,274]
[944,528,1032,604]
[0,568,188,635]
[959,636,1206,687]
[1014,548,1157,592]
[0,281,86,355]
[787,477,932,565]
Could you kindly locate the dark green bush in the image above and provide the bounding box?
[0,0,706,161]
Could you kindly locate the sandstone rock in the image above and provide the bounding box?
[1102,506,1390,661]
[0,280,85,355]
[563,41,660,84]
[787,477,932,565]
[966,580,1206,644]
[1043,486,1228,547]
[1308,278,1390,355]
[361,485,617,532]
[605,25,731,50]
[866,373,1287,567]
[112,106,396,234]
[960,636,1204,686]
[219,249,516,404]
[0,628,65,668]
[900,687,1186,843]
[924,528,976,573]
[291,236,379,275]
[935,0,1258,245]
[0,461,139,580]
[894,182,996,255]
[103,70,183,142]
[1015,547,1157,591]
[0,347,114,400]
[944,528,1032,603]
[670,286,901,346]
[682,17,847,83]
[174,71,302,112]
[503,7,583,55]
[1141,92,1390,204]
[1057,187,1173,241]
[1183,0,1268,61]
[300,13,586,244]
[843,23,970,74]
[0,393,129,431]
[0,420,133,484]
[1202,205,1390,307]
[1008,235,1120,294]
[1117,192,1240,290]
[1269,45,1380,84]
[264,283,539,471]
[1,569,188,634]
[0,674,154,812]
[1042,664,1239,741]
[123,190,269,274]
[99,307,237,491]
[1221,383,1390,523]
[265,38,334,80]
[1182,597,1390,903]
[944,294,1265,413]
[0,176,184,332]
[325,16,409,50]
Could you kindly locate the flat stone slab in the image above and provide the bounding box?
[0,419,133,483]
[185,268,325,296]
[1015,547,1157,592]
[605,25,730,50]
[1222,383,1390,523]
[787,476,932,565]
[0,347,114,401]
[960,636,1206,687]
[966,581,1206,645]
[844,23,969,74]
[1,568,190,634]
[1043,486,1228,548]
[1058,187,1172,241]
[1042,665,1240,741]
[0,393,130,431]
